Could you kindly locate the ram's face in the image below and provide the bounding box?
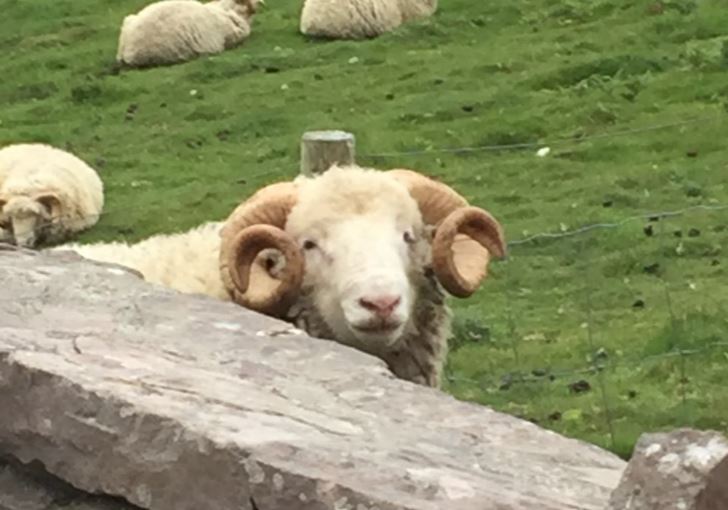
[222,165,507,358]
[285,177,427,352]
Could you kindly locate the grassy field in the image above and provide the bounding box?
[2,0,727,458]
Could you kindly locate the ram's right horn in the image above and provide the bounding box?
[218,181,304,317]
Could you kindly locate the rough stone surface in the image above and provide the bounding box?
[0,245,626,510]
[0,455,137,510]
[606,428,728,510]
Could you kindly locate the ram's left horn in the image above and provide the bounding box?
[219,181,303,317]
[225,224,304,316]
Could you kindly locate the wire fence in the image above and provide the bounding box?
[442,201,727,457]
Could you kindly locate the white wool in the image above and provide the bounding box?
[51,221,230,301]
[116,0,261,68]
[300,0,437,39]
[0,143,104,248]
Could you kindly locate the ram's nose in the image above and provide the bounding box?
[358,294,402,319]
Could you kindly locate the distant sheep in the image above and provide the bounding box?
[116,0,263,68]
[51,221,230,301]
[300,0,437,39]
[0,143,104,248]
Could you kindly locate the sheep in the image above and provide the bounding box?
[0,143,104,248]
[116,0,263,69]
[52,165,505,388]
[50,221,230,301]
[299,0,437,40]
[219,164,506,388]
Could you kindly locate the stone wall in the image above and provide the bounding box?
[0,245,626,509]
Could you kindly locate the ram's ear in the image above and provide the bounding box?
[0,197,7,210]
[34,192,62,218]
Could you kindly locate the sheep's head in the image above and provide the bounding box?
[0,192,61,247]
[232,0,263,17]
[219,165,506,353]
[400,0,438,21]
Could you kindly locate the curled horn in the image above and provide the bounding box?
[219,181,304,317]
[387,169,506,298]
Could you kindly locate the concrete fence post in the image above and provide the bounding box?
[299,130,356,176]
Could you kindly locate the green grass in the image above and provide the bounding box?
[2,0,727,459]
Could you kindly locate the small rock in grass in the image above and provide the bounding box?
[685,185,702,197]
[568,380,591,394]
[643,263,660,275]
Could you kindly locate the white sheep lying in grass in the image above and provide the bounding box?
[300,0,437,39]
[0,143,104,248]
[116,0,263,68]
[54,165,505,388]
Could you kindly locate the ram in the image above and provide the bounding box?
[116,0,263,68]
[0,143,104,248]
[53,165,505,388]
[300,0,437,40]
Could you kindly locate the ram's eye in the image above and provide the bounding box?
[403,231,415,244]
[302,239,318,250]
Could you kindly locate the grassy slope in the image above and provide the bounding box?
[2,0,727,458]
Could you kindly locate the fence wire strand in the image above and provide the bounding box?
[508,203,728,247]
[359,113,724,158]
[4,200,725,252]
[445,340,728,390]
